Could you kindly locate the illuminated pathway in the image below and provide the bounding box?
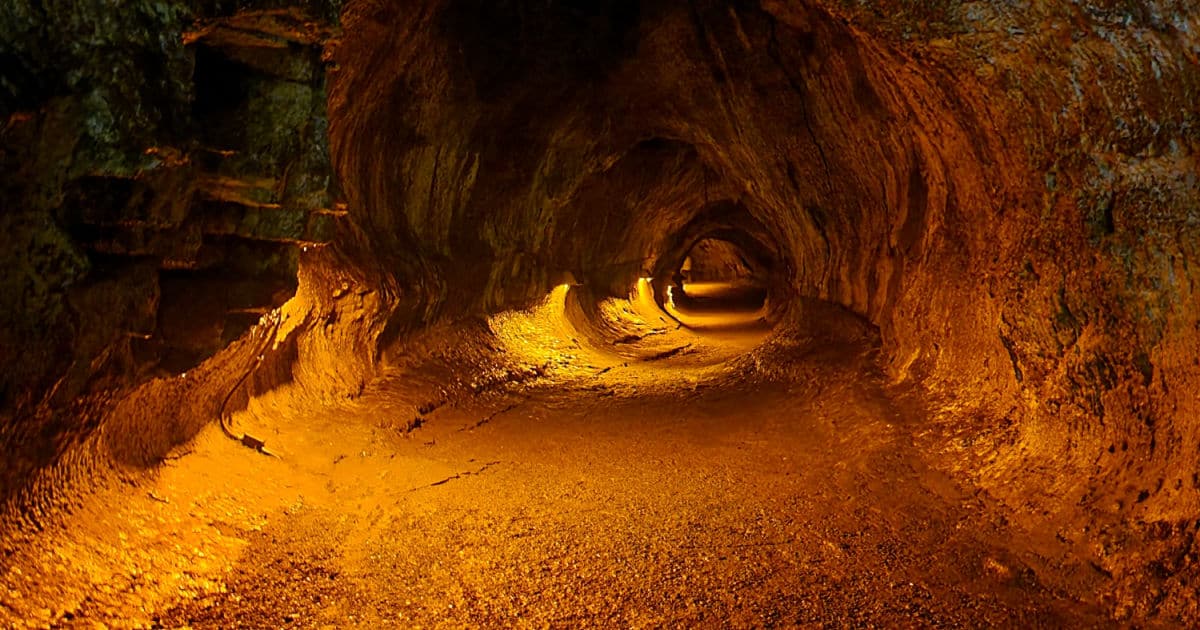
[5,285,1108,627]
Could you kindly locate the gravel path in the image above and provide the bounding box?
[5,288,1110,628]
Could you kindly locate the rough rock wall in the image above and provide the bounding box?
[0,1,342,497]
[328,0,1019,316]
[684,238,760,283]
[820,1,1200,616]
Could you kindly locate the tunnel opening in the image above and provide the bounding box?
[662,233,775,342]
[646,199,789,333]
[672,235,769,314]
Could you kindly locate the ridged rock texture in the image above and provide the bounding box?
[1,0,1199,623]
[1,1,342,498]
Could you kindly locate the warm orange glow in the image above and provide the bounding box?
[665,282,767,331]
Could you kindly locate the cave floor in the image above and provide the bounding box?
[6,290,1112,628]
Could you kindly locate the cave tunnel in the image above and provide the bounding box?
[669,233,772,322]
[2,0,1200,626]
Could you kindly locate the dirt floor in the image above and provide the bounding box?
[1,284,1115,628]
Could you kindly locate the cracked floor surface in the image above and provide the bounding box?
[4,286,1111,627]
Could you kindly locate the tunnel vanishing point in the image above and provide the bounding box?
[2,0,1200,627]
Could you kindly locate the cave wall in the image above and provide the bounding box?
[805,0,1200,516]
[327,0,1036,322]
[684,238,760,283]
[0,1,343,496]
[815,3,1200,613]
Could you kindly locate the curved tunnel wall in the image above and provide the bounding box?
[327,0,1008,372]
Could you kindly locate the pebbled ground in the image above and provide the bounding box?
[2,286,1112,628]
